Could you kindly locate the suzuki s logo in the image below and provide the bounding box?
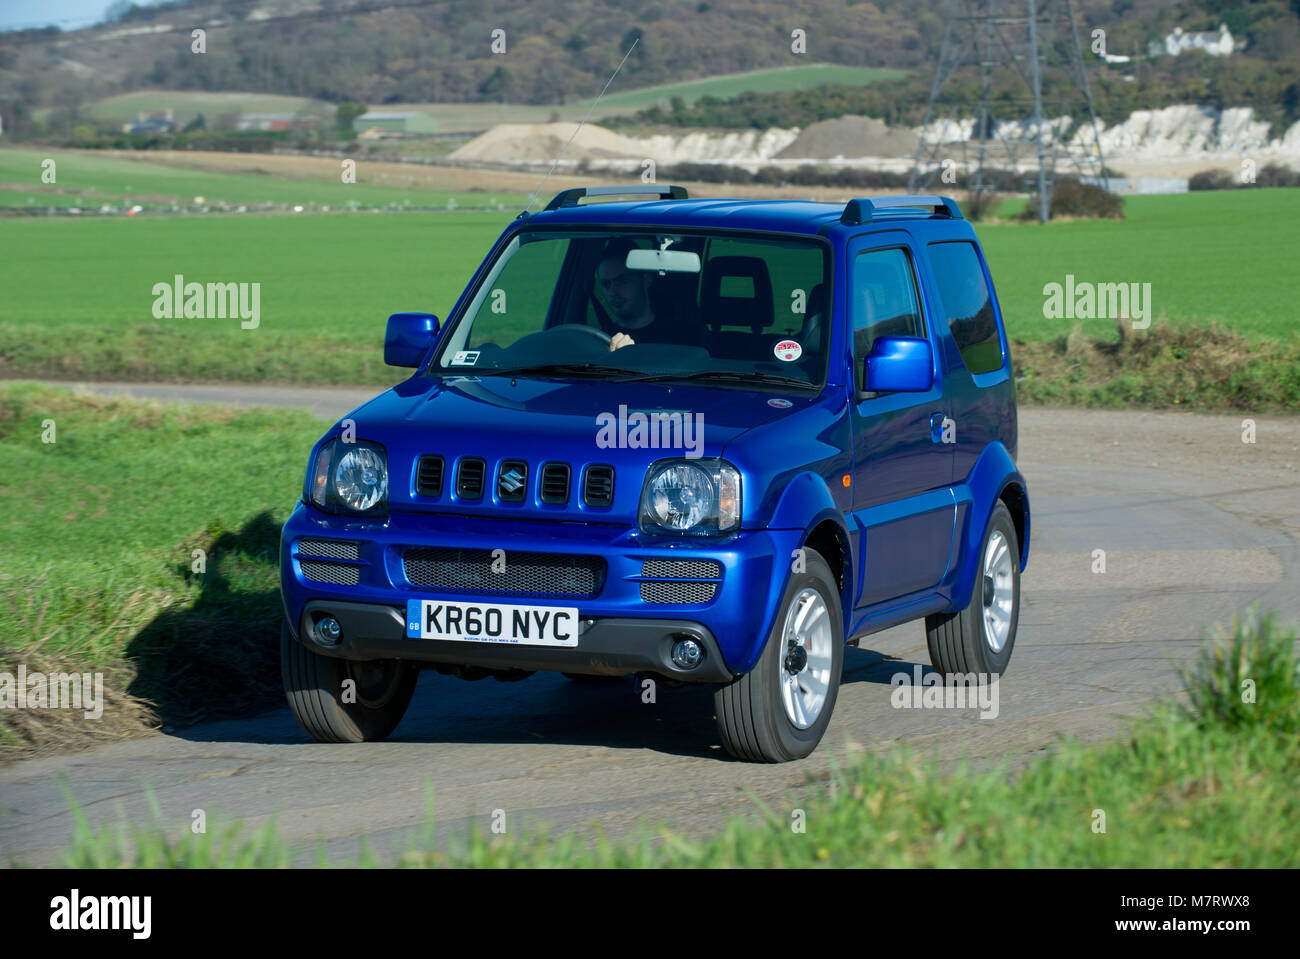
[499,468,525,494]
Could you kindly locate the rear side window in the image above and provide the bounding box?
[851,247,924,390]
[928,241,1002,374]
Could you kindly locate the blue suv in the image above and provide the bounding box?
[279,187,1030,762]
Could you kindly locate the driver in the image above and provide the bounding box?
[595,239,703,351]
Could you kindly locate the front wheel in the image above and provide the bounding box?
[280,618,417,742]
[714,549,844,762]
[925,501,1020,677]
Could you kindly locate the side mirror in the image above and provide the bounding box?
[860,336,933,398]
[385,312,440,368]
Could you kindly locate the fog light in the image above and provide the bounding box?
[316,616,343,645]
[671,637,703,670]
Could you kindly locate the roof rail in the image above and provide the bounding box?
[840,194,964,226]
[543,185,688,211]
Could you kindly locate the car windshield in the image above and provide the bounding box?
[431,229,831,391]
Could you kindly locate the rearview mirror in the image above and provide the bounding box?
[626,249,701,274]
[860,336,933,397]
[385,312,440,368]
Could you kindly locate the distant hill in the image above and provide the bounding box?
[2,0,1297,132]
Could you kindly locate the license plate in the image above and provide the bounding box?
[406,599,579,647]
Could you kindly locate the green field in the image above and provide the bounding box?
[589,64,908,110]
[3,187,1295,337]
[0,149,526,210]
[978,189,1297,342]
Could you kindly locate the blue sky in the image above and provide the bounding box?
[0,0,170,32]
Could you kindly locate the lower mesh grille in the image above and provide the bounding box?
[300,560,361,586]
[641,559,723,579]
[639,558,722,604]
[404,548,604,597]
[640,580,718,604]
[298,539,360,561]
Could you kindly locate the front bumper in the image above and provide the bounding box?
[292,599,733,682]
[279,501,805,677]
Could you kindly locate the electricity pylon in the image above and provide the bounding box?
[908,0,1107,222]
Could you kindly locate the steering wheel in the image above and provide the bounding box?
[556,324,612,346]
[510,323,613,353]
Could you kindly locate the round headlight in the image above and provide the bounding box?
[334,446,388,512]
[648,462,715,531]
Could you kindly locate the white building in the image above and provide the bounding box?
[1157,24,1238,57]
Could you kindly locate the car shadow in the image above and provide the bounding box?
[123,510,284,728]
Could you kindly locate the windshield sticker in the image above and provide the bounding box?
[773,340,802,362]
[767,398,793,409]
[451,350,480,366]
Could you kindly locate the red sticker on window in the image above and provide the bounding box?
[773,340,802,362]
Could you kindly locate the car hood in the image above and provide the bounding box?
[340,374,811,522]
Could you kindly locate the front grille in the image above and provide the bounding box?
[583,464,615,507]
[641,580,718,604]
[639,558,722,604]
[497,459,528,502]
[404,548,604,597]
[456,457,486,499]
[415,455,444,497]
[298,538,360,561]
[641,559,722,580]
[539,462,571,504]
[300,560,361,586]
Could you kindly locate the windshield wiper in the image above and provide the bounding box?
[462,363,815,390]
[631,369,816,389]
[472,362,645,380]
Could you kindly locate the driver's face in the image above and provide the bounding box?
[597,258,650,320]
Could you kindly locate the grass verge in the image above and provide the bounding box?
[0,383,323,759]
[1012,321,1300,411]
[0,323,398,387]
[6,319,1298,412]
[45,610,1300,867]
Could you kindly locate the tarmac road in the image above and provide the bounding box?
[3,382,1298,865]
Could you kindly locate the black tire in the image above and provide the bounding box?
[280,617,417,743]
[714,549,844,762]
[925,501,1020,677]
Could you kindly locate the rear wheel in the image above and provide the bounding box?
[714,549,844,762]
[925,501,1020,677]
[280,618,417,742]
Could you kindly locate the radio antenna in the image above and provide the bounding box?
[519,37,639,217]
